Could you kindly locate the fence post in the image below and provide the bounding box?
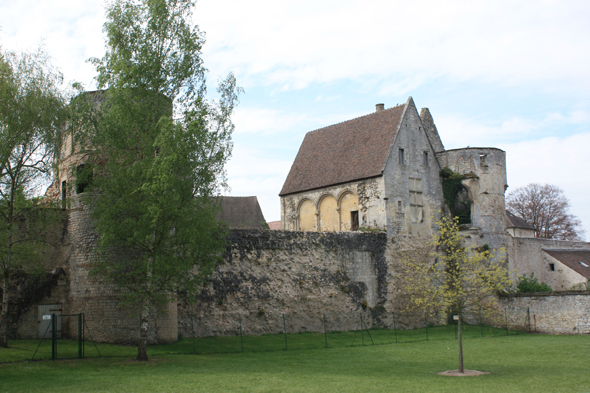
[505,308,509,336]
[78,313,82,359]
[51,314,56,361]
[479,308,484,337]
[82,313,85,359]
[190,315,196,354]
[239,318,244,353]
[323,314,328,348]
[360,312,364,346]
[283,314,288,350]
[393,312,398,344]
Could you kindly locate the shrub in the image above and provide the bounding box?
[517,273,552,293]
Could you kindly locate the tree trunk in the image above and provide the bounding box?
[137,302,150,361]
[0,274,9,348]
[458,313,464,373]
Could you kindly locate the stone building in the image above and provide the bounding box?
[280,97,589,290]
[280,97,508,249]
[4,95,590,344]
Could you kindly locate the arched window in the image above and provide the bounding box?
[319,195,338,231]
[298,199,316,231]
[339,192,359,231]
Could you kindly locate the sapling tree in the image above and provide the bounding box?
[0,49,66,347]
[82,0,241,361]
[403,215,510,373]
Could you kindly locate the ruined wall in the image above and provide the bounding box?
[508,237,590,289]
[178,229,388,337]
[501,292,590,334]
[280,177,386,231]
[0,209,70,340]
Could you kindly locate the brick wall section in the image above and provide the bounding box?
[500,291,590,334]
[179,229,388,337]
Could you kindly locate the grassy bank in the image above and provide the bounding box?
[1,333,588,392]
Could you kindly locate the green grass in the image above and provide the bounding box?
[1,334,589,392]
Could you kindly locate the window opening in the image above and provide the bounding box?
[423,151,429,166]
[351,211,359,231]
[479,154,488,167]
[76,164,93,194]
[61,181,67,209]
[399,148,405,165]
[397,201,402,212]
[409,178,423,223]
[549,263,555,271]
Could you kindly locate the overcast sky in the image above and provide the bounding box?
[2,0,589,238]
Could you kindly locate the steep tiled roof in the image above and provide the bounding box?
[543,249,590,279]
[506,211,535,230]
[279,104,405,196]
[215,196,267,229]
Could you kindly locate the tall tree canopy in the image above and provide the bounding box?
[506,183,584,241]
[0,48,67,347]
[80,0,241,361]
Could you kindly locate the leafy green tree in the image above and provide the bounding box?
[403,215,510,374]
[0,49,66,347]
[82,0,241,361]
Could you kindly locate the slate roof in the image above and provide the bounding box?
[505,211,535,230]
[543,249,590,279]
[215,196,267,229]
[279,103,406,196]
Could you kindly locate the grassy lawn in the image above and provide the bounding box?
[1,330,588,392]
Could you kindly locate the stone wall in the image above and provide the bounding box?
[178,229,388,337]
[66,195,177,345]
[501,292,590,334]
[508,237,590,289]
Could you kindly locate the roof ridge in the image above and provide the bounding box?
[303,103,406,136]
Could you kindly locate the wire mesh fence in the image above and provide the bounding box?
[163,308,527,356]
[2,307,536,363]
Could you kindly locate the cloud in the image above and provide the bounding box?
[224,146,293,221]
[232,107,310,135]
[196,0,590,93]
[437,109,590,148]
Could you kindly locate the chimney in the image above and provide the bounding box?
[375,103,384,112]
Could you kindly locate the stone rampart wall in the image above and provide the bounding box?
[179,229,388,338]
[501,292,590,334]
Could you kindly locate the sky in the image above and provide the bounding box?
[1,0,589,238]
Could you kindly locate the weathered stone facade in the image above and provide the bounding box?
[179,230,388,337]
[501,292,590,334]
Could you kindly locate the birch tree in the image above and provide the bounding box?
[84,0,240,361]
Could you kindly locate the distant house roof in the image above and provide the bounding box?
[267,221,281,230]
[279,103,406,196]
[216,196,266,229]
[543,249,590,279]
[506,211,535,230]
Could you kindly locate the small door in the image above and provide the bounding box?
[38,304,62,338]
[351,211,359,231]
